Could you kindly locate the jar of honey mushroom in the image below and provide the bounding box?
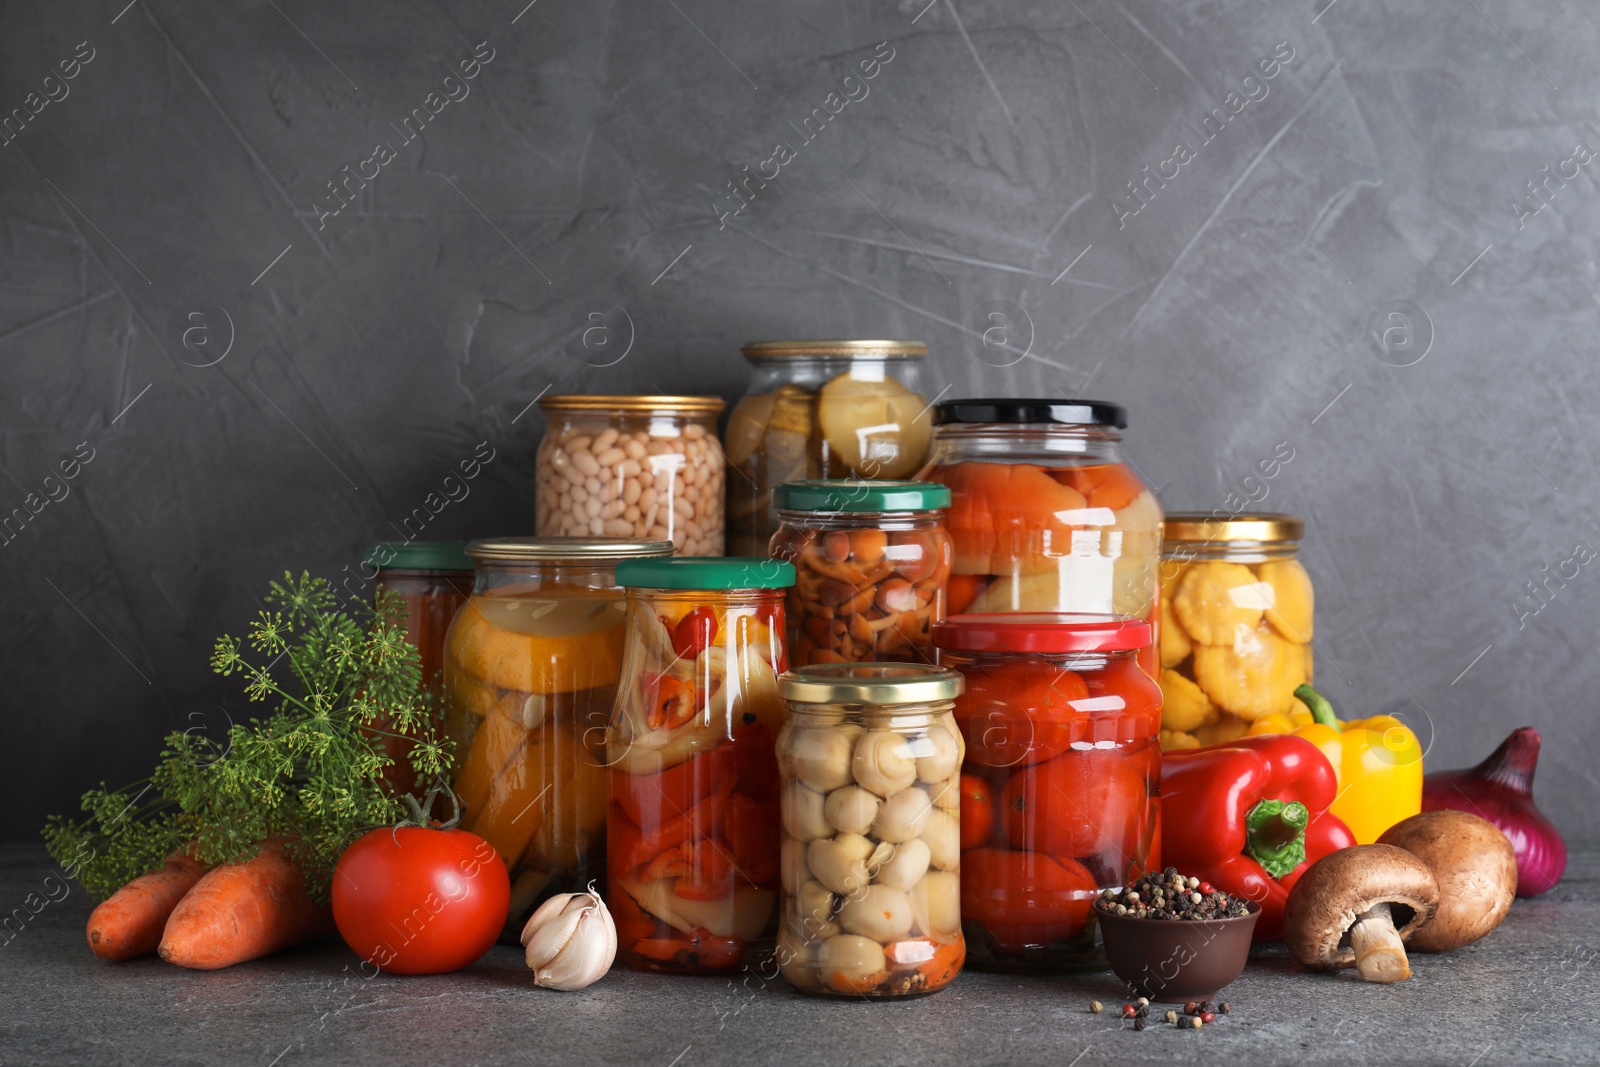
[916,399,1163,675]
[1156,514,1314,751]
[443,536,673,937]
[769,480,952,667]
[363,540,475,797]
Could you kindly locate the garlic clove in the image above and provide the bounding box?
[520,889,617,991]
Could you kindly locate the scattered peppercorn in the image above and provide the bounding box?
[1164,1010,1179,1024]
[1095,867,1251,921]
[1198,1001,1214,1014]
[1133,1017,1147,1031]
[1090,1001,1103,1014]
[1135,997,1149,1007]
[1188,1016,1203,1030]
[1218,1003,1231,1015]
[1122,1004,1137,1018]
[1201,1012,1216,1024]
[1184,1001,1199,1015]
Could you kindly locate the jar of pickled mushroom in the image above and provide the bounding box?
[775,663,966,997]
[930,612,1162,973]
[362,540,475,797]
[607,556,796,973]
[536,395,727,556]
[443,536,673,938]
[768,480,952,667]
[916,398,1163,675]
[725,340,931,556]
[1156,514,1313,751]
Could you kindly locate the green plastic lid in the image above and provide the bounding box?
[362,540,475,572]
[773,480,951,514]
[616,556,796,590]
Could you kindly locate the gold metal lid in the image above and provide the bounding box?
[778,663,963,705]
[741,340,927,360]
[1162,513,1304,543]
[466,537,674,563]
[538,394,726,415]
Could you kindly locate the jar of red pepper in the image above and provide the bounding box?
[362,540,475,797]
[607,556,795,973]
[931,612,1162,972]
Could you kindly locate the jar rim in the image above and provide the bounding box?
[772,479,950,513]
[363,539,474,572]
[466,537,674,563]
[778,663,963,703]
[933,398,1127,429]
[931,612,1150,654]
[1163,513,1304,543]
[538,394,725,415]
[741,339,926,359]
[617,556,796,590]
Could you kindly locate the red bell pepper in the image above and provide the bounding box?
[1159,734,1355,941]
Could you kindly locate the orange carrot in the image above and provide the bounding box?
[157,840,332,970]
[86,851,210,960]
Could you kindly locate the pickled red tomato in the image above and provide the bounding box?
[1000,747,1150,863]
[953,664,1090,768]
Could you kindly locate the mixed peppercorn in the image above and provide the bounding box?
[1094,867,1252,920]
[1092,997,1231,1031]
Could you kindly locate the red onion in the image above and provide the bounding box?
[1422,727,1567,897]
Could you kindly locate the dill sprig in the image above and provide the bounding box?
[42,572,453,900]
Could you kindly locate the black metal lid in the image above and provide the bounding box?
[932,398,1128,429]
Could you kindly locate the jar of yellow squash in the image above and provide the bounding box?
[444,536,673,937]
[1157,514,1314,750]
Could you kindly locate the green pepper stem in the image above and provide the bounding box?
[1295,683,1341,731]
[1243,799,1310,880]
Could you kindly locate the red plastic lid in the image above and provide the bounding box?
[931,612,1151,654]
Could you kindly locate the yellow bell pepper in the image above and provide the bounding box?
[1291,684,1422,844]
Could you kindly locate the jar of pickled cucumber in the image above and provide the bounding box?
[774,663,966,997]
[443,536,672,938]
[1156,514,1314,751]
[363,540,475,797]
[725,340,931,556]
[607,556,795,974]
[769,480,952,667]
[915,399,1163,675]
[536,395,726,556]
[931,613,1161,973]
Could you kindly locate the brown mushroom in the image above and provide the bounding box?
[1283,844,1439,983]
[1377,810,1517,953]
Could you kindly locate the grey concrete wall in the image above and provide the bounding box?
[2,0,1597,844]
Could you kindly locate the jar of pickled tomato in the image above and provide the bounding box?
[916,399,1163,675]
[1157,514,1314,751]
[363,540,475,797]
[725,340,932,555]
[443,537,672,937]
[775,663,966,997]
[607,556,795,973]
[768,479,952,667]
[931,612,1162,972]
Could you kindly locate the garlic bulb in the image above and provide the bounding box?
[520,887,616,990]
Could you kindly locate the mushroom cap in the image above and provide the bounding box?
[1283,844,1440,971]
[1378,810,1518,952]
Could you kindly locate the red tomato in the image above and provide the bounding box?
[955,664,1090,767]
[332,825,510,975]
[1000,747,1147,862]
[961,847,1098,945]
[724,793,780,886]
[671,607,719,660]
[958,773,995,851]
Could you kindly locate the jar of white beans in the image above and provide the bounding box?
[535,396,727,556]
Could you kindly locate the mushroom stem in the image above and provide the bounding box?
[1348,903,1411,983]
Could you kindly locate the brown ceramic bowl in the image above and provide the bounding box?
[1096,902,1260,1002]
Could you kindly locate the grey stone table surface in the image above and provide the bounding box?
[3,843,1596,1067]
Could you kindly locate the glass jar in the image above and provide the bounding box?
[931,612,1162,973]
[726,340,931,556]
[607,556,796,974]
[1157,514,1313,751]
[443,537,673,937]
[362,540,475,798]
[916,398,1163,675]
[768,480,952,667]
[536,395,727,556]
[774,664,967,997]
